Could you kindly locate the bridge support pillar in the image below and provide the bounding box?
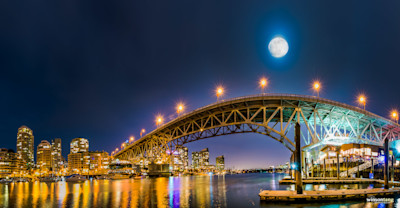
[392,155,394,182]
[295,122,303,194]
[384,138,389,189]
[346,157,349,178]
[336,148,340,179]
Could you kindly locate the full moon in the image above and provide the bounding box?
[268,37,289,58]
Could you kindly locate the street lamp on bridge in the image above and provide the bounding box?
[130,136,135,143]
[156,115,164,127]
[140,129,146,137]
[259,77,268,94]
[216,86,224,101]
[176,102,185,116]
[358,95,367,110]
[313,81,321,97]
[392,110,399,123]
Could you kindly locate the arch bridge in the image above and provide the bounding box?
[114,94,400,164]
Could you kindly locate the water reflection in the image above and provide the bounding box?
[0,173,398,208]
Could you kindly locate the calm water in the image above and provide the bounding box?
[0,173,398,208]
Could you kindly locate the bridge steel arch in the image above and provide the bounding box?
[114,94,400,164]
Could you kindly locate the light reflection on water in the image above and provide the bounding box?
[0,173,398,208]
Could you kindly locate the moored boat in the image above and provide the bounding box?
[110,173,130,180]
[97,175,111,180]
[0,178,13,183]
[65,174,86,182]
[40,176,61,182]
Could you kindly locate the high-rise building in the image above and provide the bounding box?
[16,126,34,169]
[172,146,188,171]
[191,148,209,170]
[0,148,20,177]
[37,140,52,171]
[70,138,89,153]
[51,138,62,171]
[192,152,200,169]
[200,148,209,167]
[216,155,225,171]
[68,151,109,175]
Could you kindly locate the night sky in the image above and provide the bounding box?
[1,1,400,169]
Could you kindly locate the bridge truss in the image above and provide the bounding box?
[114,94,400,164]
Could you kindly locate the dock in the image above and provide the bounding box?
[279,178,379,185]
[259,188,400,202]
[279,178,400,186]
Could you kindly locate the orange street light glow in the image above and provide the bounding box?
[260,78,267,88]
[215,86,224,101]
[259,77,268,93]
[130,136,135,142]
[392,110,399,123]
[176,103,185,114]
[358,95,367,110]
[156,115,164,126]
[312,81,321,97]
[313,82,320,90]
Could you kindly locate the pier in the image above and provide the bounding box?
[259,188,400,202]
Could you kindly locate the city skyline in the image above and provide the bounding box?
[2,2,400,169]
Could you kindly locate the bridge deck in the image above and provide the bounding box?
[259,188,400,202]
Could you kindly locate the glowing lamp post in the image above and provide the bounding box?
[156,115,164,127]
[358,95,366,110]
[259,78,267,94]
[130,136,135,143]
[313,81,321,97]
[392,110,399,123]
[216,86,224,102]
[176,103,184,116]
[140,129,146,137]
[121,143,125,149]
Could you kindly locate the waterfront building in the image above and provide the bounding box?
[16,126,34,169]
[70,138,89,153]
[110,159,134,174]
[0,148,19,177]
[68,151,109,175]
[51,138,62,172]
[320,143,382,165]
[171,146,189,171]
[36,140,52,171]
[191,148,209,170]
[340,143,381,160]
[216,155,225,171]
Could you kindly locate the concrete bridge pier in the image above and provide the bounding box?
[295,122,303,194]
[384,138,389,189]
[336,148,340,179]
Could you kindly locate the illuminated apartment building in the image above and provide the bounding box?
[70,138,89,153]
[0,148,19,177]
[36,140,52,171]
[191,148,209,170]
[216,155,225,171]
[51,138,63,171]
[68,138,109,175]
[171,146,189,171]
[16,126,34,169]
